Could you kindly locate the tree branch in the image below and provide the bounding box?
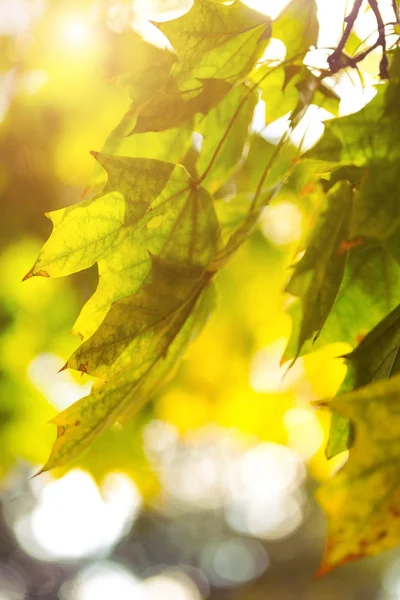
[367,0,389,78]
[327,0,363,73]
[328,0,391,79]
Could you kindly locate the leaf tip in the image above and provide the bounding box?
[312,399,329,409]
[279,353,288,368]
[23,267,49,281]
[148,19,161,30]
[22,267,34,282]
[313,562,333,579]
[31,465,48,479]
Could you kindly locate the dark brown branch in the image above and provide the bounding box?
[327,0,363,73]
[367,0,389,77]
[327,0,392,79]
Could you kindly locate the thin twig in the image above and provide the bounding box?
[367,0,389,78]
[328,0,363,73]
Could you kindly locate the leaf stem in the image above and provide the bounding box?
[195,50,317,187]
[250,131,289,212]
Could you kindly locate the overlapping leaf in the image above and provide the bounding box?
[40,257,215,472]
[285,67,400,360]
[284,180,353,357]
[27,152,219,342]
[256,63,339,126]
[273,0,319,61]
[195,84,258,192]
[25,1,400,577]
[126,0,271,134]
[26,149,223,468]
[157,0,271,89]
[317,374,400,574]
[326,304,400,458]
[306,77,400,248]
[285,244,400,361]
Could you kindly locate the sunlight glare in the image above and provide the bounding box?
[260,202,303,246]
[27,353,92,411]
[142,572,202,600]
[13,470,141,560]
[249,339,304,392]
[202,538,269,587]
[65,562,144,600]
[64,19,90,45]
[226,443,306,540]
[51,9,99,55]
[382,557,400,597]
[284,408,324,460]
[243,0,289,19]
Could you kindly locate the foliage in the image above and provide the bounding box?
[18,0,400,576]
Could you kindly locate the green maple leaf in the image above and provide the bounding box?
[256,63,339,126]
[26,153,219,342]
[40,257,215,472]
[124,0,271,134]
[307,75,400,247]
[316,373,400,574]
[212,136,297,268]
[284,244,400,361]
[104,125,193,166]
[26,150,222,470]
[195,83,258,193]
[256,64,300,124]
[132,78,232,134]
[273,0,319,61]
[157,0,271,88]
[326,304,400,459]
[285,180,353,357]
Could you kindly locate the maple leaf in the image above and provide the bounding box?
[284,243,400,362]
[157,0,271,88]
[284,180,353,357]
[326,304,400,458]
[40,256,215,472]
[317,373,400,574]
[26,152,219,341]
[132,78,232,134]
[306,76,400,249]
[196,83,258,192]
[273,0,319,61]
[26,149,223,469]
[122,0,271,135]
[255,62,339,127]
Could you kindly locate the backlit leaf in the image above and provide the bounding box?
[326,304,400,458]
[158,0,271,88]
[317,373,400,574]
[196,83,258,192]
[285,244,400,361]
[285,180,353,357]
[129,0,271,133]
[40,257,216,471]
[307,78,400,247]
[273,0,319,61]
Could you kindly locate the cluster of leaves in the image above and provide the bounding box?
[26,0,400,576]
